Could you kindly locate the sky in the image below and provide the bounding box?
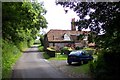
[39,0,80,33]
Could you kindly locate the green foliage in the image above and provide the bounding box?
[15,41,28,51]
[49,53,67,60]
[2,2,47,42]
[57,2,120,79]
[71,63,90,74]
[0,39,2,80]
[43,53,67,60]
[38,46,44,52]
[83,47,95,55]
[2,1,48,79]
[43,52,50,59]
[88,32,96,43]
[34,40,41,44]
[61,47,72,55]
[77,34,84,40]
[27,38,34,47]
[39,35,44,46]
[61,47,72,51]
[62,47,69,51]
[90,50,120,80]
[57,2,120,50]
[2,40,22,78]
[75,46,82,50]
[61,47,68,55]
[89,51,107,79]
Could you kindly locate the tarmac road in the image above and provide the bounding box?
[11,44,69,79]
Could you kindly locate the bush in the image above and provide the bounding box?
[2,39,32,78]
[34,40,41,44]
[43,52,50,59]
[27,39,34,47]
[61,47,72,55]
[15,39,34,51]
[38,46,44,52]
[83,47,95,55]
[2,40,22,78]
[75,46,80,50]
[89,50,120,80]
[15,41,28,51]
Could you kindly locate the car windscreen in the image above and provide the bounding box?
[81,51,90,56]
[69,50,82,56]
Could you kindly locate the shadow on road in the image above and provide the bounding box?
[22,45,40,53]
[23,51,40,53]
[30,46,38,48]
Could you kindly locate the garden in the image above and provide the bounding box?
[40,46,97,61]
[38,45,97,78]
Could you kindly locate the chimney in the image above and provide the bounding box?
[71,18,76,31]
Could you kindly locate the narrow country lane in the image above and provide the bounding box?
[12,44,69,79]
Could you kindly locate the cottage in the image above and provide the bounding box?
[44,18,90,51]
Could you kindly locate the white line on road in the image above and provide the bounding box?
[43,59,49,63]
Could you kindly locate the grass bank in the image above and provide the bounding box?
[38,45,44,52]
[2,40,22,78]
[43,52,67,60]
[2,39,34,78]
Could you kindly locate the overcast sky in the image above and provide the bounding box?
[39,0,80,33]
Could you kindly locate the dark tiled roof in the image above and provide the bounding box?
[47,29,84,41]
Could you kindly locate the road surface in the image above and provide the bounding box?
[12,44,69,79]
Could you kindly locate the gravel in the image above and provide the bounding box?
[48,60,93,78]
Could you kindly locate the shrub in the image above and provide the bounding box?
[61,47,68,55]
[61,47,72,55]
[2,40,22,78]
[75,46,81,50]
[27,39,34,47]
[2,39,32,78]
[38,46,44,52]
[89,50,120,80]
[43,52,50,59]
[62,47,69,50]
[34,40,41,44]
[83,47,95,55]
[15,41,28,51]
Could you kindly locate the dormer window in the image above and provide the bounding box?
[63,33,71,41]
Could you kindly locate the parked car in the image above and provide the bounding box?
[67,50,93,65]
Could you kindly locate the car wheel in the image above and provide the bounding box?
[78,62,81,65]
[68,62,72,65]
[83,61,88,64]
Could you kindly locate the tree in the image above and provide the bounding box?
[56,2,120,50]
[2,1,47,43]
[2,1,48,78]
[56,2,120,79]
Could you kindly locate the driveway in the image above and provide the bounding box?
[49,60,92,78]
[12,45,69,79]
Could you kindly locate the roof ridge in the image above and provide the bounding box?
[48,29,83,31]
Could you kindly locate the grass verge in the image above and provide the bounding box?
[38,45,44,52]
[2,40,22,78]
[43,52,50,59]
[2,39,33,79]
[43,52,67,60]
[49,53,67,60]
[71,63,90,74]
